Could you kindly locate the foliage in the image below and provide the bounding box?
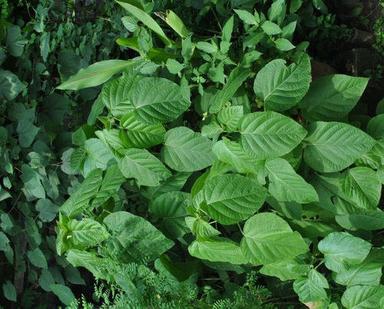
[53,0,384,308]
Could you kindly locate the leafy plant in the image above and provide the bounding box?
[54,0,384,308]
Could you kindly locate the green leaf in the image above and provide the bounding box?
[234,9,259,25]
[254,55,311,111]
[260,260,310,281]
[149,191,189,239]
[265,158,318,203]
[27,248,48,269]
[117,1,172,45]
[341,285,384,309]
[318,232,372,272]
[162,127,215,172]
[241,213,308,264]
[0,69,25,100]
[342,167,381,210]
[6,25,27,57]
[107,76,190,122]
[60,169,103,217]
[166,58,184,74]
[57,60,136,90]
[103,211,174,262]
[21,165,45,200]
[2,281,16,302]
[68,218,110,249]
[304,122,375,172]
[84,138,114,174]
[101,69,142,116]
[36,199,59,222]
[209,66,251,113]
[300,75,369,121]
[217,106,244,131]
[202,174,266,225]
[268,0,286,24]
[164,10,190,38]
[121,112,165,148]
[274,38,295,51]
[212,139,264,174]
[336,210,384,231]
[50,284,76,306]
[261,21,282,35]
[188,238,248,264]
[118,148,171,187]
[293,269,329,303]
[185,217,220,239]
[196,41,218,54]
[367,114,384,140]
[240,111,307,159]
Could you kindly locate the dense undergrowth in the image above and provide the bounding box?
[1,1,384,308]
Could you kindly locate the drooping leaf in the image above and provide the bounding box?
[241,213,308,264]
[260,260,310,281]
[254,55,311,111]
[27,248,48,269]
[240,111,307,159]
[57,60,136,90]
[202,174,267,225]
[304,122,375,172]
[50,284,76,306]
[2,281,16,302]
[162,127,215,172]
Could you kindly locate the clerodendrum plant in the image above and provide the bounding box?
[56,1,384,308]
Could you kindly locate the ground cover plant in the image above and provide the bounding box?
[1,0,384,308]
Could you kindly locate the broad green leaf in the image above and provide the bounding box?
[117,1,172,45]
[300,75,369,121]
[2,281,16,302]
[118,148,171,187]
[50,284,76,306]
[303,122,375,172]
[117,77,190,122]
[143,172,191,199]
[60,169,103,217]
[166,58,184,74]
[341,285,384,309]
[254,55,311,111]
[101,69,142,116]
[149,191,189,239]
[84,138,114,174]
[202,174,266,225]
[217,106,244,131]
[318,232,372,272]
[342,167,381,210]
[121,112,165,148]
[209,66,251,113]
[0,69,25,100]
[185,217,220,240]
[241,213,308,264]
[260,260,310,281]
[57,60,135,90]
[265,158,318,203]
[162,127,215,172]
[27,248,48,269]
[212,139,264,174]
[103,211,174,262]
[335,259,382,287]
[39,269,55,292]
[6,25,27,57]
[268,0,286,24]
[240,111,307,159]
[293,269,329,303]
[336,210,384,231]
[188,238,248,264]
[21,165,45,200]
[67,218,110,249]
[367,114,384,140]
[91,164,125,208]
[95,129,127,153]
